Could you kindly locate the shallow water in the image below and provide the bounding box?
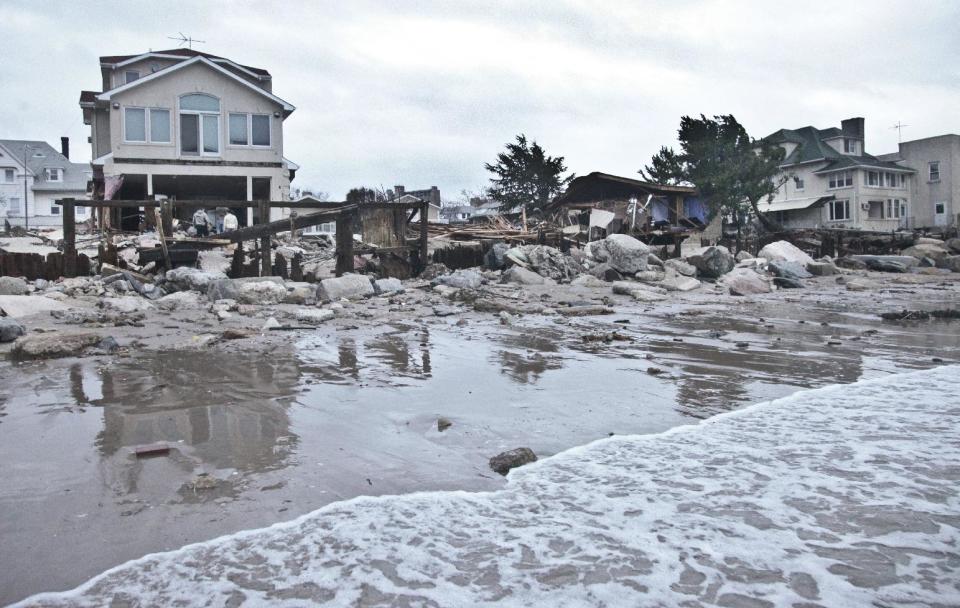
[1,305,959,604]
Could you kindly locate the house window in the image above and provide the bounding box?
[2,168,14,183]
[179,94,220,156]
[8,197,21,215]
[885,199,903,219]
[929,161,940,181]
[124,107,147,142]
[828,171,852,189]
[828,199,850,221]
[46,168,62,182]
[124,70,140,84]
[50,203,60,215]
[935,202,946,214]
[866,171,879,186]
[228,113,248,145]
[227,113,272,147]
[150,109,171,143]
[844,139,858,154]
[793,176,804,191]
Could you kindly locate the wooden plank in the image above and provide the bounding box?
[220,206,356,243]
[152,208,172,269]
[258,200,271,277]
[419,200,429,273]
[335,212,355,276]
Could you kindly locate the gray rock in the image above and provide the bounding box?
[847,255,919,270]
[659,271,701,292]
[588,234,650,274]
[484,243,510,270]
[10,332,106,359]
[0,276,29,296]
[99,296,154,314]
[866,259,908,273]
[235,281,287,305]
[164,267,228,292]
[206,276,286,302]
[283,283,318,305]
[757,241,815,265]
[319,274,376,301]
[685,246,735,278]
[374,277,404,294]
[295,308,335,324]
[647,253,664,267]
[806,261,839,276]
[489,447,537,475]
[663,258,697,277]
[502,266,553,285]
[734,250,754,262]
[420,263,451,280]
[723,268,772,295]
[571,274,606,288]
[156,291,204,311]
[635,269,665,283]
[434,269,483,290]
[768,260,812,280]
[34,279,48,290]
[612,281,667,301]
[902,243,950,263]
[0,317,26,342]
[588,263,623,282]
[773,276,804,289]
[946,238,960,254]
[939,255,960,272]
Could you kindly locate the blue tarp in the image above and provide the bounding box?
[683,197,708,223]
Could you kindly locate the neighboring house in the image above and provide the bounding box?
[878,134,959,229]
[440,198,503,224]
[295,195,337,236]
[79,48,298,229]
[389,185,442,222]
[759,117,915,231]
[0,138,91,228]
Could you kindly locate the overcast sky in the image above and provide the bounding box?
[2,0,958,201]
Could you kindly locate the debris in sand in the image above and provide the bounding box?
[437,417,453,432]
[489,447,537,475]
[133,443,171,458]
[880,309,960,321]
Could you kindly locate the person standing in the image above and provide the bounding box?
[192,208,210,237]
[223,211,239,232]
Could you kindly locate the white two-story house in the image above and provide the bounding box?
[758,118,915,231]
[79,48,298,229]
[0,138,91,228]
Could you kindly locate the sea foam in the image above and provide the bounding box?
[17,366,960,607]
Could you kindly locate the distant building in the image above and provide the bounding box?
[0,138,91,227]
[759,117,915,231]
[389,185,441,222]
[79,48,299,228]
[879,134,959,229]
[440,197,502,223]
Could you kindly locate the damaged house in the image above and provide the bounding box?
[79,48,299,229]
[759,118,915,231]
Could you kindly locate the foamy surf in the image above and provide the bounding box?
[15,366,960,607]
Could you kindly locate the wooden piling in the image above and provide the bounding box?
[335,210,355,276]
[61,198,77,277]
[418,199,429,273]
[258,200,271,277]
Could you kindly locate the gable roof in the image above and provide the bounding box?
[763,126,913,172]
[96,56,295,115]
[100,48,270,77]
[0,140,91,191]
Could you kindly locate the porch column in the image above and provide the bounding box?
[246,175,254,226]
[146,173,154,197]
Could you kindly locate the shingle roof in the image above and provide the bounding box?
[0,140,91,192]
[79,90,99,105]
[762,125,913,173]
[99,49,270,77]
[813,155,914,174]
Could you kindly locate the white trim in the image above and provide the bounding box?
[178,93,221,158]
[91,152,113,166]
[98,56,294,113]
[106,53,269,81]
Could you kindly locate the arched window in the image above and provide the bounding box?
[179,94,220,156]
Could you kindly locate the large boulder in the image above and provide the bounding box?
[502,266,553,285]
[236,281,287,305]
[523,245,582,281]
[484,243,510,270]
[939,255,960,273]
[488,447,537,476]
[757,241,815,266]
[0,317,26,342]
[946,238,960,254]
[206,276,286,301]
[901,243,950,263]
[10,332,110,359]
[588,234,650,274]
[156,291,204,311]
[663,258,697,277]
[768,260,812,280]
[723,268,772,295]
[0,276,29,296]
[164,267,228,292]
[684,246,735,278]
[318,274,375,301]
[434,269,483,290]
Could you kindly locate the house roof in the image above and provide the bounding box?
[79,90,99,106]
[552,172,696,209]
[0,140,91,192]
[100,48,270,77]
[758,195,834,213]
[96,56,295,115]
[762,125,913,173]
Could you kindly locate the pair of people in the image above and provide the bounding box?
[193,208,238,236]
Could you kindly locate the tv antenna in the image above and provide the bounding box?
[890,121,909,143]
[167,32,205,49]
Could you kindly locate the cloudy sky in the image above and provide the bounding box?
[2,0,958,201]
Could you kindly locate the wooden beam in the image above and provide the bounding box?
[62,198,77,277]
[418,200,429,273]
[335,211,355,276]
[258,199,271,277]
[217,205,356,243]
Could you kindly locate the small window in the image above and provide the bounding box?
[793,176,804,191]
[229,113,248,145]
[935,202,946,214]
[844,139,857,154]
[124,70,140,84]
[251,115,270,146]
[8,197,21,215]
[46,168,62,182]
[828,199,850,221]
[929,161,940,181]
[150,109,171,143]
[124,107,147,142]
[50,204,60,215]
[3,168,13,183]
[180,94,220,112]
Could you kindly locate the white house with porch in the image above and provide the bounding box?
[0,138,91,228]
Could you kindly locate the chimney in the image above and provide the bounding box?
[841,117,864,143]
[394,185,405,197]
[60,136,70,159]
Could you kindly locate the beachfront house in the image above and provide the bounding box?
[0,138,91,228]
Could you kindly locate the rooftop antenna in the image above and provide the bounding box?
[167,32,205,49]
[891,121,909,143]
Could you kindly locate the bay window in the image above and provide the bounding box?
[179,94,220,156]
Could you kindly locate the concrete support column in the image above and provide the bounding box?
[146,173,154,197]
[246,175,254,225]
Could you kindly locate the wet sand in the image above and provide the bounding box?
[1,272,959,604]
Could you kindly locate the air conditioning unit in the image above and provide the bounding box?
[860,202,871,211]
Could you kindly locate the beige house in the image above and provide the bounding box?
[879,134,959,229]
[79,49,298,228]
[759,118,915,231]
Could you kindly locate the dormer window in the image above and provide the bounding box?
[843,139,858,154]
[124,70,140,84]
[46,168,62,182]
[179,94,220,156]
[793,176,804,191]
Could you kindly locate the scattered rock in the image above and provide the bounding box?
[684,246,735,278]
[484,243,510,270]
[434,269,483,290]
[663,259,697,277]
[647,253,664,268]
[156,291,204,311]
[437,417,453,432]
[587,263,623,282]
[587,234,650,274]
[901,243,950,263]
[206,276,286,301]
[295,309,335,324]
[164,267,228,292]
[0,318,26,342]
[502,266,554,285]
[806,261,839,276]
[768,260,812,280]
[262,317,281,331]
[757,241,815,266]
[946,238,960,254]
[659,271,701,292]
[221,328,254,340]
[283,283,318,306]
[634,269,665,283]
[723,268,772,295]
[612,281,667,301]
[773,277,804,289]
[318,274,376,301]
[419,263,451,280]
[236,281,288,305]
[734,250,754,262]
[0,276,29,296]
[374,277,404,294]
[99,296,154,314]
[10,332,106,359]
[845,278,876,291]
[939,256,960,273]
[571,274,606,288]
[489,447,537,475]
